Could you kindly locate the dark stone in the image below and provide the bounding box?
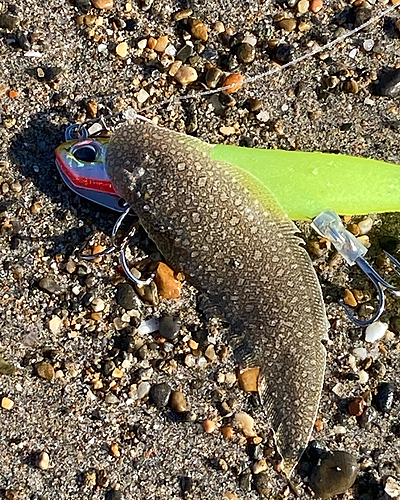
[180,476,193,493]
[81,292,93,307]
[102,360,116,376]
[375,69,400,97]
[16,31,31,50]
[236,43,255,63]
[247,443,263,460]
[373,382,395,413]
[150,383,171,408]
[358,406,377,429]
[176,44,194,62]
[124,19,137,31]
[105,490,122,500]
[310,451,359,499]
[10,236,21,249]
[116,283,137,310]
[202,48,218,61]
[159,316,181,341]
[274,44,292,64]
[205,67,223,89]
[0,13,20,30]
[239,470,252,491]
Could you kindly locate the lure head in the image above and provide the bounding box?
[55,137,126,212]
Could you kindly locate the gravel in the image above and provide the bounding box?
[1,0,400,498]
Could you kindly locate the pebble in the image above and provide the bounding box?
[233,411,256,437]
[36,362,55,381]
[174,65,198,86]
[110,442,120,458]
[39,277,65,295]
[170,390,188,413]
[1,397,14,410]
[344,289,357,307]
[223,493,239,500]
[221,426,234,440]
[358,217,373,235]
[137,381,151,399]
[220,126,236,136]
[363,39,374,52]
[375,69,400,97]
[38,451,50,470]
[358,370,369,384]
[155,35,169,53]
[176,44,194,62]
[105,489,122,500]
[374,382,395,413]
[150,383,171,408]
[202,419,216,433]
[359,406,376,429]
[310,0,323,12]
[205,345,216,361]
[348,397,365,416]
[222,73,244,94]
[91,0,113,9]
[236,43,255,64]
[353,347,368,360]
[385,477,400,498]
[297,0,309,13]
[116,283,137,310]
[173,9,193,21]
[48,315,62,334]
[237,367,259,392]
[189,18,208,42]
[278,18,297,32]
[344,79,359,94]
[365,321,387,342]
[0,358,15,376]
[115,42,128,58]
[91,298,105,312]
[252,459,268,474]
[310,451,358,499]
[105,393,119,404]
[158,316,180,340]
[155,263,182,299]
[0,13,20,30]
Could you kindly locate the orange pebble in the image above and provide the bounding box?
[8,90,19,99]
[92,244,105,263]
[222,73,244,94]
[310,0,323,12]
[155,262,182,299]
[221,426,234,440]
[202,419,217,433]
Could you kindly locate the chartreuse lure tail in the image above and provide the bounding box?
[211,145,400,219]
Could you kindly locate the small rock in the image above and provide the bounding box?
[189,18,208,42]
[358,370,369,384]
[39,277,64,295]
[110,442,120,458]
[310,0,323,12]
[376,69,400,97]
[252,459,268,474]
[105,393,119,404]
[158,316,181,340]
[0,358,16,376]
[297,0,310,13]
[170,390,188,413]
[278,18,297,32]
[213,21,225,32]
[176,44,194,62]
[223,492,239,500]
[222,73,244,94]
[249,97,262,112]
[238,367,259,392]
[173,8,193,21]
[236,43,255,63]
[353,347,368,360]
[348,397,365,417]
[358,217,373,235]
[220,126,236,136]
[174,65,198,85]
[205,345,216,361]
[155,263,182,299]
[365,321,387,342]
[137,381,151,399]
[385,476,400,498]
[36,362,55,381]
[1,397,14,410]
[0,13,20,30]
[155,35,169,53]
[116,283,137,310]
[168,61,182,77]
[374,382,395,413]
[115,41,128,58]
[48,315,62,334]
[91,0,113,9]
[91,298,105,312]
[359,406,376,429]
[202,419,217,433]
[344,79,359,94]
[344,289,357,307]
[310,451,358,499]
[233,411,256,437]
[221,426,234,440]
[38,451,50,470]
[150,383,171,408]
[86,100,98,118]
[112,368,124,378]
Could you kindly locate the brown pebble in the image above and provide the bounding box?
[344,289,358,308]
[238,367,259,392]
[170,390,188,413]
[116,41,128,58]
[189,18,208,42]
[203,419,217,433]
[348,397,365,417]
[343,79,359,94]
[155,262,182,299]
[173,8,193,21]
[91,0,113,9]
[314,418,324,431]
[8,89,19,99]
[112,367,124,378]
[221,426,234,440]
[253,459,268,474]
[147,36,157,50]
[347,223,360,236]
[86,100,98,118]
[249,97,262,112]
[310,0,323,12]
[278,18,297,32]
[110,442,120,457]
[30,201,42,214]
[222,73,244,94]
[174,65,198,85]
[36,362,55,381]
[155,35,169,52]
[213,21,225,32]
[1,397,14,410]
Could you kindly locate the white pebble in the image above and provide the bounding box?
[365,321,388,343]
[137,88,150,103]
[363,39,374,52]
[333,425,347,435]
[353,347,368,360]
[164,44,176,56]
[256,110,269,122]
[137,381,151,399]
[91,298,105,312]
[48,315,62,334]
[137,317,159,335]
[137,39,147,49]
[38,451,50,470]
[98,44,108,52]
[332,382,346,397]
[358,217,373,235]
[234,411,256,437]
[358,370,369,384]
[349,48,358,59]
[385,476,400,498]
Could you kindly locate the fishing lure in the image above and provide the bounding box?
[56,121,400,220]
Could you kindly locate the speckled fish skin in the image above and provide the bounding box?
[105,118,328,475]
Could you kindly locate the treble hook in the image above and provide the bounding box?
[80,203,155,287]
[312,210,400,327]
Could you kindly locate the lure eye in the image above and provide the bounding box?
[71,141,102,163]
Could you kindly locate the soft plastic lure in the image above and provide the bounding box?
[55,122,400,220]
